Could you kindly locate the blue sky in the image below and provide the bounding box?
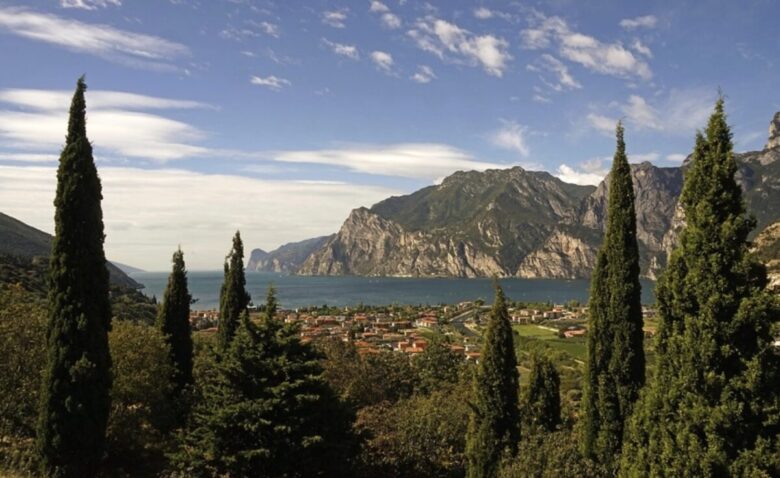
[0,0,777,269]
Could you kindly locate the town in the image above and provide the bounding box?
[188,300,660,362]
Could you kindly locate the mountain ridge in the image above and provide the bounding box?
[285,113,780,279]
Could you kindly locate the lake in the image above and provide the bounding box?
[131,271,656,310]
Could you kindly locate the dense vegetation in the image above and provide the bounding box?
[0,81,778,478]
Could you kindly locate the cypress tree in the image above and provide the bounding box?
[174,288,353,476]
[620,98,780,476]
[521,353,561,434]
[466,283,520,478]
[37,77,112,477]
[156,248,193,394]
[217,231,250,351]
[581,121,644,464]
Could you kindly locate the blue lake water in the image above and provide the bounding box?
[131,271,656,310]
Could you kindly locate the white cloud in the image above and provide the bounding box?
[665,153,687,163]
[620,15,658,30]
[532,94,551,103]
[555,164,606,186]
[0,88,211,111]
[0,7,189,70]
[381,12,402,29]
[489,121,530,157]
[472,7,513,21]
[623,94,662,129]
[586,113,618,135]
[370,50,394,73]
[0,165,399,270]
[250,74,291,91]
[369,1,389,13]
[369,1,401,29]
[61,0,121,9]
[410,65,436,83]
[322,9,348,28]
[322,38,360,60]
[587,89,715,136]
[530,53,581,91]
[256,20,280,38]
[271,143,510,180]
[0,88,210,161]
[408,17,511,77]
[631,39,652,58]
[473,7,493,19]
[521,14,651,80]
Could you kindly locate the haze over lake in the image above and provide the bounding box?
[132,271,656,309]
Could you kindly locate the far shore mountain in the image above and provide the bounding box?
[0,212,141,289]
[251,111,780,280]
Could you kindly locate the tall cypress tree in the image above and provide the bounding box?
[581,121,644,464]
[156,247,193,394]
[217,231,250,351]
[521,353,561,434]
[466,283,520,478]
[37,77,112,477]
[620,98,780,476]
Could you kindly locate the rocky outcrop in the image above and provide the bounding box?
[299,208,506,277]
[247,235,332,273]
[580,162,683,277]
[767,112,780,150]
[753,220,780,293]
[516,229,598,279]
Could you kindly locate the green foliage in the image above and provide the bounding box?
[37,77,113,478]
[355,379,471,478]
[217,231,250,351]
[106,320,176,476]
[413,337,464,394]
[320,340,417,408]
[582,122,644,464]
[620,98,780,476]
[521,354,561,434]
[174,290,354,477]
[499,429,604,478]
[0,286,47,473]
[466,284,520,478]
[156,248,193,395]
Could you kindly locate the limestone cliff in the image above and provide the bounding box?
[516,229,598,279]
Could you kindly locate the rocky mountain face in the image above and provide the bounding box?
[753,220,780,292]
[299,167,594,277]
[248,235,333,273]
[274,112,780,280]
[767,112,780,150]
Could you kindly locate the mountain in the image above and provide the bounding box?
[247,235,333,273]
[0,212,141,289]
[280,112,780,279]
[300,167,595,277]
[753,220,780,292]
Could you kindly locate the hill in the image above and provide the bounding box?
[0,212,141,289]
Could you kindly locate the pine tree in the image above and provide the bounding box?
[174,288,353,477]
[37,77,113,477]
[466,284,520,478]
[582,121,644,464]
[620,98,780,476]
[217,231,250,351]
[521,353,561,434]
[156,248,193,395]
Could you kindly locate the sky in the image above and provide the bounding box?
[0,0,778,270]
